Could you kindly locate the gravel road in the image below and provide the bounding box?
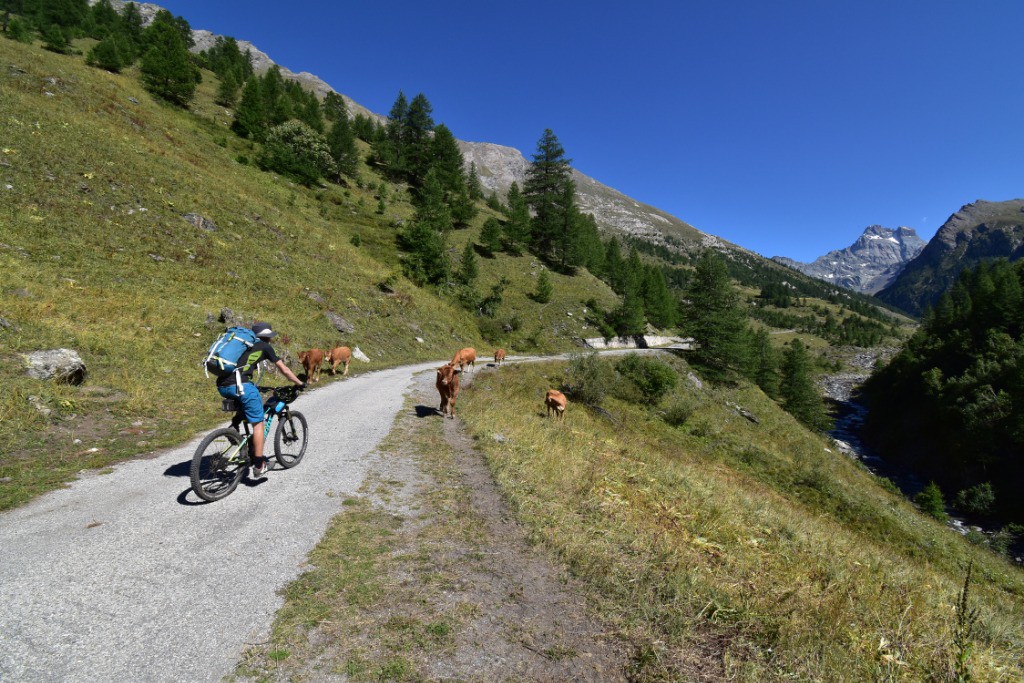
[0,360,441,682]
[0,348,681,681]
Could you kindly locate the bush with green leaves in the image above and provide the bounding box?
[532,270,553,303]
[915,481,948,522]
[661,396,698,427]
[258,120,336,186]
[562,352,615,408]
[615,353,678,405]
[954,483,995,517]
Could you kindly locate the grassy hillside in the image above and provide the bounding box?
[0,36,615,509]
[459,357,1024,680]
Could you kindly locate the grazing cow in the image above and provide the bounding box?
[545,389,566,420]
[326,346,352,376]
[436,363,461,419]
[452,347,476,373]
[494,348,506,365]
[298,348,325,383]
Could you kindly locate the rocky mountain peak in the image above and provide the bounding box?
[773,225,926,294]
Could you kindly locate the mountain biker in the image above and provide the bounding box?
[216,322,305,478]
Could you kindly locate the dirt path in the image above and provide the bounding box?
[239,365,630,681]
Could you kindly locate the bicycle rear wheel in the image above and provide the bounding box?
[274,410,308,468]
[190,427,247,502]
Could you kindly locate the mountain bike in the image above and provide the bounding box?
[189,385,307,502]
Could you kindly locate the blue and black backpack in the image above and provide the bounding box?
[204,327,258,380]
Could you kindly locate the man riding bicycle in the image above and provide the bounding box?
[216,322,305,478]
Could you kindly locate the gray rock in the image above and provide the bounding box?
[23,349,87,385]
[218,308,246,327]
[0,316,18,331]
[305,290,326,305]
[687,372,704,390]
[27,396,53,418]
[182,212,217,232]
[352,347,370,363]
[492,434,509,443]
[325,311,354,334]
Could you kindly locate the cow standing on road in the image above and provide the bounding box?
[436,363,461,419]
[494,349,506,365]
[452,347,476,374]
[326,346,352,376]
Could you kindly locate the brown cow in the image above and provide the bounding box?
[494,348,506,365]
[326,346,352,376]
[545,389,566,420]
[452,347,476,373]
[298,348,325,383]
[436,363,461,419]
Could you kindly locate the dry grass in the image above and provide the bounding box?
[458,358,1024,681]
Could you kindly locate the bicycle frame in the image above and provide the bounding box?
[226,396,287,463]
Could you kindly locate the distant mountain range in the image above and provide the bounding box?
[876,199,1024,316]
[773,226,926,295]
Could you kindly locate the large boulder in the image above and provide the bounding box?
[325,311,355,334]
[23,349,87,385]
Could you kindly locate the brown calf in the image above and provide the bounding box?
[545,389,566,420]
[436,363,461,419]
[452,347,476,373]
[494,348,506,365]
[298,348,325,383]
[326,346,352,376]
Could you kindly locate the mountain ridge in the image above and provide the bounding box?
[876,199,1024,315]
[773,225,926,294]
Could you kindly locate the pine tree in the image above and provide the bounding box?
[7,15,30,42]
[467,162,484,200]
[747,328,780,397]
[524,128,574,263]
[232,75,265,139]
[404,93,435,185]
[214,68,240,108]
[87,0,118,39]
[641,265,677,329]
[139,11,200,106]
[399,169,451,286]
[119,1,144,60]
[479,217,502,256]
[458,241,478,285]
[86,30,129,71]
[533,270,553,304]
[780,339,831,430]
[41,23,70,53]
[503,182,530,255]
[326,100,358,180]
[428,123,476,225]
[683,250,749,379]
[376,90,409,178]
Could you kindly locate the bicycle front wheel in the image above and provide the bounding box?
[274,410,308,468]
[190,427,247,502]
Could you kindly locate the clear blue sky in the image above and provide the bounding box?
[156,0,1023,262]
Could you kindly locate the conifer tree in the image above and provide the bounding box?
[458,241,478,285]
[376,90,409,178]
[479,217,502,256]
[87,0,118,39]
[326,98,358,180]
[683,250,749,378]
[41,23,70,53]
[428,123,476,225]
[641,265,677,329]
[747,328,780,397]
[780,339,831,430]
[86,30,129,71]
[524,128,574,263]
[214,68,240,107]
[351,113,376,141]
[7,15,30,42]
[405,93,435,179]
[467,162,484,200]
[399,169,451,286]
[232,75,265,139]
[533,270,553,304]
[119,1,144,59]
[503,182,531,255]
[139,10,200,106]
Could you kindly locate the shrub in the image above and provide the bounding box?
[257,120,336,186]
[914,481,948,522]
[616,354,677,405]
[661,397,698,427]
[954,483,995,517]
[562,352,614,407]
